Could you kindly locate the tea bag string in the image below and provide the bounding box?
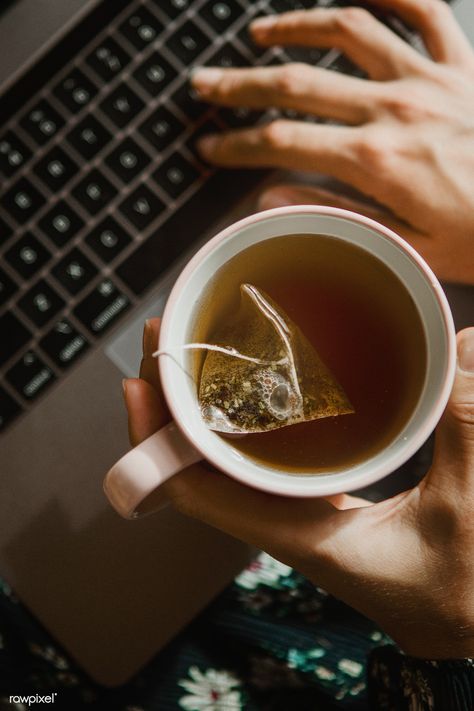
[153,343,288,366]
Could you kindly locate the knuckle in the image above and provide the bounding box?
[448,400,474,429]
[380,91,424,122]
[260,120,291,150]
[334,6,373,35]
[353,131,393,173]
[274,63,306,96]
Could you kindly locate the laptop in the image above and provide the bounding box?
[0,0,466,689]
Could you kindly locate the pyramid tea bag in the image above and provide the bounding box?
[186,284,354,434]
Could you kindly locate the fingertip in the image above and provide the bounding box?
[457,328,474,373]
[197,133,220,159]
[258,186,305,210]
[250,15,277,41]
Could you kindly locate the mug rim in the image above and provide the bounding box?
[158,205,456,497]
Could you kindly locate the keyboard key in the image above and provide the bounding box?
[0,266,17,306]
[52,247,98,295]
[100,84,145,128]
[119,7,164,50]
[86,37,131,83]
[171,82,208,120]
[85,216,132,262]
[40,319,89,369]
[74,279,130,335]
[20,100,65,146]
[117,168,266,294]
[0,216,13,246]
[269,0,314,10]
[154,0,192,19]
[132,53,177,97]
[72,169,118,216]
[119,185,165,231]
[1,178,46,225]
[0,131,32,178]
[53,69,98,114]
[105,138,150,183]
[33,147,78,192]
[199,0,244,33]
[139,106,185,151]
[166,20,210,65]
[153,152,199,199]
[0,312,31,367]
[66,115,112,160]
[236,18,269,60]
[0,386,22,432]
[6,350,56,401]
[219,106,263,128]
[206,43,250,68]
[4,233,51,279]
[284,46,326,65]
[18,279,65,327]
[38,201,85,246]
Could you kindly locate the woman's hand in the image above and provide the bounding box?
[191,0,474,285]
[123,318,474,660]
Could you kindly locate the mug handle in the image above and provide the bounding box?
[103,421,202,519]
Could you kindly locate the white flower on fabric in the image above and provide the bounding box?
[178,666,242,711]
[315,666,336,681]
[235,552,292,590]
[338,658,364,678]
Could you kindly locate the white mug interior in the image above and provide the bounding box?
[159,207,456,498]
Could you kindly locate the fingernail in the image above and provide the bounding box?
[458,328,474,372]
[191,67,223,95]
[197,134,219,157]
[122,378,128,395]
[251,16,276,33]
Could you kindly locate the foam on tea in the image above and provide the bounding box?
[197,284,354,433]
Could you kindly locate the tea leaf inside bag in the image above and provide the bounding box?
[197,284,354,434]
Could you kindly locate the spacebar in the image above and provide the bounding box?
[116,169,266,295]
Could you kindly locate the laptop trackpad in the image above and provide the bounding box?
[105,287,170,378]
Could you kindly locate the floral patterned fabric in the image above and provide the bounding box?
[0,553,472,710]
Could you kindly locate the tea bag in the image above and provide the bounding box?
[187,284,354,434]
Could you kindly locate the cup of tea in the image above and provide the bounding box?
[104,206,456,519]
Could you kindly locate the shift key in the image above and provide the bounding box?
[74,279,131,335]
[0,312,31,367]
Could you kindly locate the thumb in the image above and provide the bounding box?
[429,327,474,494]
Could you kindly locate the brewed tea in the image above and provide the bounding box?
[191,234,426,473]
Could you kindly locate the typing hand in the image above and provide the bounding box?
[123,318,474,660]
[191,0,474,285]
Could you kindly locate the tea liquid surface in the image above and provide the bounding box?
[191,234,426,472]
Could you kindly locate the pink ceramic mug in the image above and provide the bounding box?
[104,206,456,519]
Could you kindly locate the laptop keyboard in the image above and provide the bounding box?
[0,0,414,433]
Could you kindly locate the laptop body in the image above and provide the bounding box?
[0,0,468,690]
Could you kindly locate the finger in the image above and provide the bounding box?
[366,0,474,65]
[258,182,424,238]
[163,458,355,572]
[123,378,169,447]
[192,63,377,124]
[428,328,474,496]
[257,182,452,280]
[139,319,166,406]
[250,7,427,80]
[197,121,378,196]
